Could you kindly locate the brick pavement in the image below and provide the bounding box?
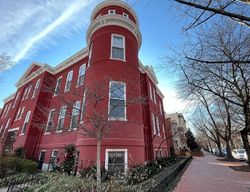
[174,152,250,192]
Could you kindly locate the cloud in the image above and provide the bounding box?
[0,0,100,63]
[161,87,188,114]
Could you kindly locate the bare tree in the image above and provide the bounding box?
[171,21,250,163]
[175,0,250,30]
[32,72,146,191]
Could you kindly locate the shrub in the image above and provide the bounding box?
[63,144,76,175]
[80,166,107,181]
[20,159,37,173]
[14,147,25,158]
[126,163,161,184]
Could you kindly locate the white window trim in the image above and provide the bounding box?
[88,43,93,68]
[45,109,55,134]
[25,84,32,99]
[110,34,126,62]
[105,149,128,172]
[152,113,156,135]
[39,150,46,161]
[108,9,116,15]
[56,105,67,133]
[21,111,31,134]
[149,83,152,100]
[8,127,19,132]
[108,81,127,121]
[69,101,81,131]
[76,64,86,87]
[123,12,129,18]
[54,76,63,96]
[64,71,73,92]
[156,116,160,136]
[1,118,10,138]
[162,124,166,140]
[12,91,20,108]
[80,91,87,123]
[32,79,41,98]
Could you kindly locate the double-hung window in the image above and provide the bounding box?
[152,113,156,135]
[45,109,55,133]
[2,118,10,138]
[153,88,156,103]
[149,83,153,100]
[105,149,127,174]
[21,111,31,134]
[70,101,81,130]
[156,116,160,136]
[159,101,163,115]
[54,77,62,96]
[111,34,125,60]
[25,84,32,99]
[65,71,73,92]
[162,124,166,139]
[12,91,20,108]
[22,87,28,100]
[88,43,93,67]
[57,106,67,132]
[109,81,126,120]
[32,79,40,98]
[80,91,87,122]
[77,64,86,87]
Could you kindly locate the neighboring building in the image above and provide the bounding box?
[166,113,187,154]
[0,0,172,172]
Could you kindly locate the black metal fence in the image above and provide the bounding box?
[6,173,47,192]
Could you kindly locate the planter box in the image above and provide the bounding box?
[139,157,192,192]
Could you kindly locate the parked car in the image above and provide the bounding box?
[222,148,227,156]
[232,149,247,160]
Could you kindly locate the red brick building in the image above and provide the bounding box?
[0,0,171,172]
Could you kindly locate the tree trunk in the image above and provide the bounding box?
[96,139,102,192]
[217,137,223,157]
[225,140,233,160]
[240,129,250,165]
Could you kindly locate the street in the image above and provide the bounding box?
[174,152,250,192]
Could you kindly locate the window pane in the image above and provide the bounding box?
[110,99,125,119]
[113,36,123,48]
[108,151,125,173]
[110,82,125,99]
[112,47,124,60]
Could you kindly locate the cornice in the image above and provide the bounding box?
[139,60,164,99]
[15,48,88,88]
[90,0,139,25]
[3,93,15,103]
[86,14,142,49]
[54,48,88,73]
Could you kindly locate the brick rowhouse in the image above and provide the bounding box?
[0,0,173,172]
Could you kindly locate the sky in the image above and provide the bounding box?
[0,0,189,116]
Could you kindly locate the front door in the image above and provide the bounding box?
[38,151,46,170]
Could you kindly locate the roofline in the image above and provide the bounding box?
[139,60,164,99]
[3,93,15,103]
[90,0,139,25]
[15,48,88,88]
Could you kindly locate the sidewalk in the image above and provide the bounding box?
[174,152,250,192]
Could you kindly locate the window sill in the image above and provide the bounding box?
[44,132,50,135]
[110,57,126,62]
[108,118,127,121]
[19,133,25,136]
[68,128,77,132]
[56,130,62,133]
